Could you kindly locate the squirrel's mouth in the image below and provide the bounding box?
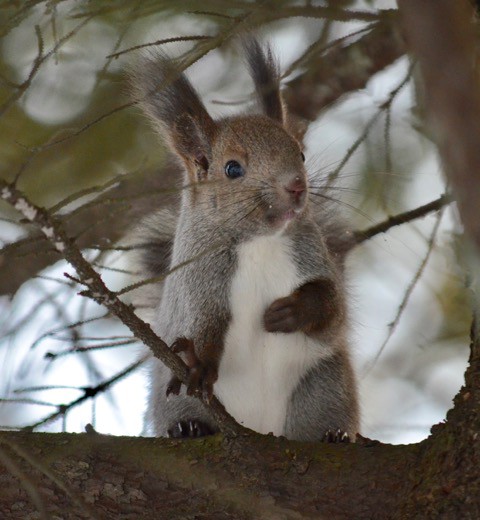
[265,204,304,228]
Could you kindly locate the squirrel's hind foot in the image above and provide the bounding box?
[168,420,215,439]
[322,428,350,443]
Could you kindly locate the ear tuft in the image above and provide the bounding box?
[243,38,284,124]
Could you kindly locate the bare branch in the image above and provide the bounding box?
[0,166,178,296]
[326,61,413,183]
[45,338,138,360]
[0,15,95,118]
[252,5,382,24]
[353,193,453,245]
[107,35,212,59]
[21,356,148,432]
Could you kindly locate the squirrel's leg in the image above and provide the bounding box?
[164,337,219,439]
[166,338,218,401]
[263,278,341,335]
[284,350,359,442]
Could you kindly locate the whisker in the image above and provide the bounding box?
[214,193,263,212]
[307,157,343,176]
[334,171,413,180]
[309,185,406,207]
[309,185,362,194]
[236,200,262,225]
[222,195,263,228]
[192,188,261,210]
[247,175,276,190]
[308,191,374,222]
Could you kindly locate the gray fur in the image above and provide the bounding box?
[285,350,359,441]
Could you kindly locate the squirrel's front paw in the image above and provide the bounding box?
[166,337,218,402]
[263,295,304,333]
[167,420,215,439]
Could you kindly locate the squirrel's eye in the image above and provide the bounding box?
[225,160,244,179]
[301,152,306,163]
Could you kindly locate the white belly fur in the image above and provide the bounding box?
[215,233,325,435]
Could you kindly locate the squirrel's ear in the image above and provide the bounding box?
[244,38,284,124]
[243,38,308,144]
[130,54,216,178]
[285,114,308,144]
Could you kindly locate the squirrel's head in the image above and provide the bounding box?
[131,39,308,231]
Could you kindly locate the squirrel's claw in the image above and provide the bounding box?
[264,295,303,333]
[322,428,350,443]
[171,337,194,356]
[185,363,217,403]
[167,337,218,402]
[167,420,215,438]
[166,376,182,397]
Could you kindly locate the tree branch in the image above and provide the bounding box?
[0,166,178,296]
[0,436,104,520]
[18,356,147,432]
[363,210,444,375]
[0,430,421,519]
[353,192,452,245]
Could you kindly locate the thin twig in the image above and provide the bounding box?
[327,63,413,184]
[282,23,373,80]
[0,398,57,408]
[0,15,95,117]
[22,355,148,431]
[254,5,382,23]
[29,312,110,351]
[364,210,445,375]
[45,338,138,360]
[107,35,212,59]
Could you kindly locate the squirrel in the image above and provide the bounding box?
[130,39,359,442]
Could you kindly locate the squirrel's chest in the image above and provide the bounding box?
[215,233,319,435]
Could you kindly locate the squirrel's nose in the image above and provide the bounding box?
[285,178,306,204]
